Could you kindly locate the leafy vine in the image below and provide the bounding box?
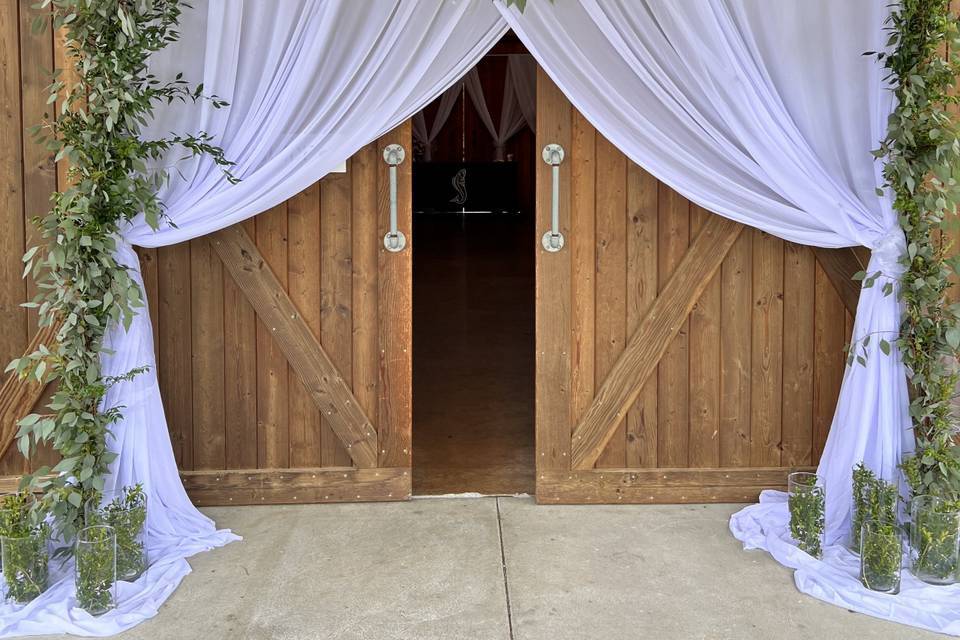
[7,0,232,542]
[872,0,960,503]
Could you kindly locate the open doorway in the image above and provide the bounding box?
[412,33,536,495]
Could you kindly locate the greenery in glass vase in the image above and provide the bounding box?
[0,492,50,603]
[6,0,233,544]
[851,463,899,551]
[913,505,960,581]
[88,485,147,581]
[76,526,115,615]
[860,522,902,593]
[789,479,825,558]
[868,1,960,505]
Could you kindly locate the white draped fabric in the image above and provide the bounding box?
[463,57,534,161]
[3,0,952,636]
[412,80,463,161]
[500,0,957,633]
[0,1,506,636]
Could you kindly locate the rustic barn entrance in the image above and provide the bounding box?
[0,26,867,506]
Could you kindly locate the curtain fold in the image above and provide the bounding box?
[463,57,535,161]
[412,80,463,161]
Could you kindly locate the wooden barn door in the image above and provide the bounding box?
[139,123,413,505]
[534,70,861,504]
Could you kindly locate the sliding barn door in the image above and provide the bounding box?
[534,70,859,504]
[140,123,412,505]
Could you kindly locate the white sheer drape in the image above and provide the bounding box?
[463,56,535,161]
[412,80,463,161]
[0,2,506,637]
[499,0,960,634]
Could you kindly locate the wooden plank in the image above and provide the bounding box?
[157,243,193,468]
[571,214,743,470]
[536,467,813,504]
[223,218,258,469]
[210,223,380,468]
[376,122,412,468]
[351,143,379,462]
[190,237,225,469]
[813,262,846,460]
[321,172,353,467]
[0,0,26,384]
[625,164,658,468]
[0,323,60,459]
[594,133,627,468]
[255,204,290,469]
[535,69,572,473]
[750,229,784,466]
[688,206,721,467]
[812,247,865,315]
[136,248,160,356]
[287,183,322,468]
[569,110,596,463]
[782,243,815,466]
[656,185,690,468]
[181,467,411,506]
[19,5,54,337]
[719,226,752,467]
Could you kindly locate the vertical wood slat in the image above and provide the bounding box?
[256,204,290,469]
[719,229,752,467]
[377,121,412,468]
[569,110,595,464]
[750,230,784,466]
[625,164,658,468]
[535,68,572,475]
[688,206,721,467]
[157,243,193,469]
[191,238,225,469]
[224,219,258,469]
[0,0,26,401]
[352,143,379,459]
[321,172,353,467]
[657,185,690,467]
[813,262,846,459]
[287,183,322,468]
[594,134,627,468]
[782,244,815,466]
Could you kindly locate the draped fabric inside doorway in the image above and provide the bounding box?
[4,0,955,637]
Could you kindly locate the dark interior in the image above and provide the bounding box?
[412,34,537,495]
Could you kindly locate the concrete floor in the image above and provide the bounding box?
[39,498,939,640]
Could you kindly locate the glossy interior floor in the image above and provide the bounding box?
[412,212,535,495]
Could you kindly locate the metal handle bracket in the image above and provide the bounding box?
[383,144,406,252]
[541,143,565,252]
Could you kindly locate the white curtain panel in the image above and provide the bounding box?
[464,63,529,161]
[0,1,506,637]
[507,54,537,133]
[412,80,463,161]
[498,0,960,633]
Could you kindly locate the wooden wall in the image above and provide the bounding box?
[0,5,58,475]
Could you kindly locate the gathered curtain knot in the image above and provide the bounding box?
[866,224,907,277]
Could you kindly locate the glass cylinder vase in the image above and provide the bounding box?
[859,520,902,594]
[1,528,49,604]
[85,489,148,581]
[910,495,960,585]
[75,525,117,615]
[788,471,825,559]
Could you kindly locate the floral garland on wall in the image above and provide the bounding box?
[872,0,960,505]
[7,0,232,542]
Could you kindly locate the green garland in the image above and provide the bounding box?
[872,0,960,504]
[6,0,232,542]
